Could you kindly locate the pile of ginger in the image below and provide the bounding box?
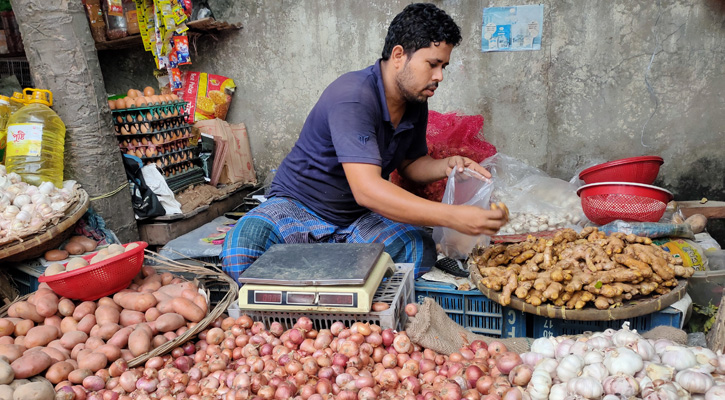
[470,227,695,310]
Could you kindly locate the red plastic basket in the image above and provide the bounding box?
[577,182,673,225]
[579,156,664,185]
[38,242,148,301]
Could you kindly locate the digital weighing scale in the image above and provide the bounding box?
[238,243,395,313]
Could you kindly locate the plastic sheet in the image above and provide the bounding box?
[598,220,695,239]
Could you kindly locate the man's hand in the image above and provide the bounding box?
[449,205,507,236]
[445,156,491,179]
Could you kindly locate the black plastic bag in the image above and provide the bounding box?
[123,155,165,219]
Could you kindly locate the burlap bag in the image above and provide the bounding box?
[406,298,532,354]
[406,298,687,355]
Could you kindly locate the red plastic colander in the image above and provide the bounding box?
[579,156,664,185]
[39,241,147,301]
[577,182,673,225]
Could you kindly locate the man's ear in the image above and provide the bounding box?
[390,45,408,69]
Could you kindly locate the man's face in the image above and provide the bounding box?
[395,41,454,104]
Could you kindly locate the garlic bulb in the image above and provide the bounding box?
[691,347,718,372]
[531,337,556,359]
[586,335,612,350]
[557,354,585,382]
[661,346,698,371]
[583,349,604,365]
[555,339,575,360]
[602,374,639,397]
[582,362,609,381]
[3,205,19,219]
[547,382,567,400]
[646,361,675,381]
[612,322,640,347]
[566,376,604,399]
[528,367,553,400]
[676,369,714,394]
[630,338,657,361]
[603,347,643,376]
[38,181,55,195]
[7,172,21,183]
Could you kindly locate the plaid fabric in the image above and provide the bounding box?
[221,196,436,283]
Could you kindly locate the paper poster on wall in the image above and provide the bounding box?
[482,4,543,52]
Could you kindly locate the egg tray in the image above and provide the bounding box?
[121,143,195,161]
[117,128,193,148]
[111,101,188,116]
[166,167,207,193]
[114,119,190,135]
[137,147,198,163]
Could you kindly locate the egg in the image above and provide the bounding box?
[66,257,89,271]
[108,100,116,110]
[130,124,138,134]
[116,115,124,123]
[145,147,155,158]
[115,100,125,110]
[155,160,163,169]
[126,114,134,122]
[150,95,161,105]
[135,97,147,107]
[170,93,179,101]
[64,241,85,255]
[120,125,129,135]
[126,149,134,155]
[130,138,139,147]
[124,97,136,109]
[127,89,137,98]
[135,148,144,158]
[135,90,143,98]
[144,86,155,96]
[45,249,69,261]
[140,137,148,146]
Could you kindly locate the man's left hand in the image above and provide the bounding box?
[445,156,491,179]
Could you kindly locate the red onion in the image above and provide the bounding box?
[295,317,313,332]
[251,321,265,335]
[316,378,332,394]
[402,376,422,394]
[330,322,345,336]
[83,376,106,391]
[333,353,349,367]
[487,341,507,355]
[465,365,484,388]
[495,352,522,375]
[136,377,159,393]
[358,387,376,400]
[441,381,463,400]
[378,368,399,389]
[269,322,284,337]
[476,375,495,395]
[119,370,140,393]
[109,359,128,377]
[508,364,533,386]
[171,347,185,358]
[381,329,395,347]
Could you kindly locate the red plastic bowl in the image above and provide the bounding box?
[39,242,147,301]
[577,182,674,225]
[579,156,664,185]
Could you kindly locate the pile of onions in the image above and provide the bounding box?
[58,307,536,400]
[522,322,725,399]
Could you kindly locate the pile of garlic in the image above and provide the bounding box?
[0,166,77,244]
[522,322,725,399]
[493,186,587,236]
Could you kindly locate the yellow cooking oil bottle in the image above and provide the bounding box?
[0,95,12,163]
[5,88,66,187]
[9,91,26,112]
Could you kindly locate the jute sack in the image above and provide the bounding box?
[406,298,688,355]
[406,298,532,355]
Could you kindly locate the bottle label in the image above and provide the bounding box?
[7,123,43,157]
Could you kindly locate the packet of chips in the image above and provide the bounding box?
[179,71,236,122]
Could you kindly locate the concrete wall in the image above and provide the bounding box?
[99,0,725,204]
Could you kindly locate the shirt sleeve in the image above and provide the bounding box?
[328,101,382,166]
[404,106,429,160]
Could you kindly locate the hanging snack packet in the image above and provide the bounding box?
[169,68,183,91]
[180,71,235,122]
[174,35,191,65]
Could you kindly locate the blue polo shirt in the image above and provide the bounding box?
[269,60,429,226]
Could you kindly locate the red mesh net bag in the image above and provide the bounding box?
[391,110,497,202]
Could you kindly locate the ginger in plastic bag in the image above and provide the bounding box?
[432,168,494,259]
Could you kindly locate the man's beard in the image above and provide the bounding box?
[395,63,436,104]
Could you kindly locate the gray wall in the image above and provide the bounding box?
[99,0,725,203]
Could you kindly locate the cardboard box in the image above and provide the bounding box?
[194,119,256,186]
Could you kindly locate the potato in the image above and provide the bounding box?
[0,345,24,363]
[12,303,44,324]
[113,292,157,312]
[57,299,75,318]
[42,316,61,332]
[60,331,88,351]
[0,385,12,399]
[44,361,73,384]
[157,282,197,298]
[13,320,33,337]
[152,335,169,348]
[95,344,121,363]
[171,298,205,322]
[107,244,125,255]
[90,323,120,341]
[44,249,69,262]
[77,352,107,372]
[97,297,122,312]
[95,306,120,325]
[0,337,12,345]
[23,326,59,348]
[154,313,186,333]
[33,291,59,318]
[0,320,14,338]
[64,241,85,255]
[145,307,161,322]
[72,302,97,321]
[43,263,65,277]
[13,380,54,400]
[84,337,104,351]
[119,310,145,327]
[67,368,92,384]
[65,257,89,272]
[128,327,151,357]
[59,317,78,334]
[107,327,133,349]
[39,347,67,363]
[125,242,140,252]
[76,315,96,335]
[10,351,52,379]
[0,358,12,385]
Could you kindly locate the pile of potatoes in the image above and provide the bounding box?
[44,243,141,277]
[0,265,209,394]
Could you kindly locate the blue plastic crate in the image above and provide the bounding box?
[414,279,527,338]
[532,307,682,338]
[7,260,46,295]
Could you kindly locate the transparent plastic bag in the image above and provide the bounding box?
[480,153,587,235]
[432,168,494,259]
[598,220,695,239]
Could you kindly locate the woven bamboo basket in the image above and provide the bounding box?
[0,249,238,368]
[0,188,90,262]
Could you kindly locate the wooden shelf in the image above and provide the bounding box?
[95,18,242,51]
[678,200,725,219]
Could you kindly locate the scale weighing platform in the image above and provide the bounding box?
[238,243,395,313]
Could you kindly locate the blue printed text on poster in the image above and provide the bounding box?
[482,5,543,52]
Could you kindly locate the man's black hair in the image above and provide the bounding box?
[381,3,462,60]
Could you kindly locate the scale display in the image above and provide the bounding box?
[238,243,394,312]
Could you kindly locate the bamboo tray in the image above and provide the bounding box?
[0,189,90,263]
[0,250,238,369]
[470,263,688,321]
